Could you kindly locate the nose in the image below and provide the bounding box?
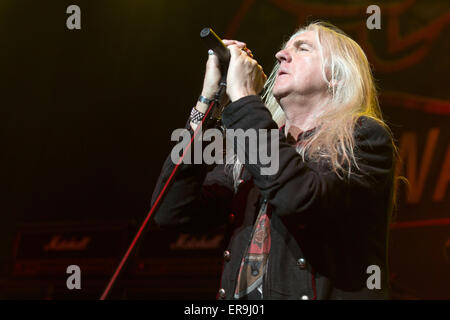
[275,48,291,63]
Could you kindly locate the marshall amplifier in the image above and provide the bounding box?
[131,225,227,277]
[121,225,228,299]
[7,221,228,299]
[11,221,130,277]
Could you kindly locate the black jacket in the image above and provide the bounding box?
[152,95,395,300]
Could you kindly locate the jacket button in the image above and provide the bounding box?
[218,288,226,299]
[297,258,306,269]
[223,250,231,261]
[301,295,309,300]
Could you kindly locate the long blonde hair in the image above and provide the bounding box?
[229,21,393,186]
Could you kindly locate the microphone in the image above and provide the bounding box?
[200,27,230,70]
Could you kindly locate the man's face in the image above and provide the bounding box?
[272,30,328,102]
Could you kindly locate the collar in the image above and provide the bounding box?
[280,124,316,145]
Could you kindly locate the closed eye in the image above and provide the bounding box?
[293,39,313,52]
[297,46,309,52]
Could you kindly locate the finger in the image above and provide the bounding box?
[235,40,247,48]
[207,50,218,61]
[257,64,266,78]
[228,44,244,58]
[243,48,253,58]
[222,39,245,46]
[223,39,247,49]
[206,51,220,68]
[230,45,256,65]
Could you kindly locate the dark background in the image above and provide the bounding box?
[1,0,449,299]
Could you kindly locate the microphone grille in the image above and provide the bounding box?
[200,27,211,38]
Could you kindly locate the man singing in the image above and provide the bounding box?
[151,21,397,300]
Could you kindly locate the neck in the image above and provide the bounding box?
[278,92,329,136]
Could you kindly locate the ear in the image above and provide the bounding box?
[327,79,341,96]
[328,79,339,88]
[327,78,342,93]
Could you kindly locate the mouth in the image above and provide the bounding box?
[277,69,288,76]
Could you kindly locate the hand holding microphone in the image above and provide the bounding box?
[200,28,266,105]
[225,42,267,102]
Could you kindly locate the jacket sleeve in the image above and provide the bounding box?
[221,95,394,224]
[151,124,235,232]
